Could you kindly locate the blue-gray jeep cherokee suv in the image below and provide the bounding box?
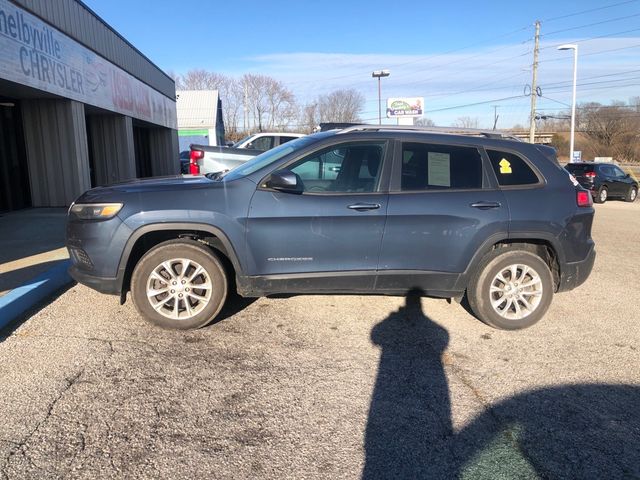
[66,126,596,330]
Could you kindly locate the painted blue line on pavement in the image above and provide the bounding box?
[0,260,72,330]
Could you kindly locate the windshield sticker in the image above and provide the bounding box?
[499,158,512,174]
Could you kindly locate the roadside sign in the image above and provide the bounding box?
[572,151,582,162]
[386,97,424,118]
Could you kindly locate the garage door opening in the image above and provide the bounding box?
[133,124,153,179]
[0,101,31,212]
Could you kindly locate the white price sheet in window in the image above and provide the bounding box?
[428,152,451,187]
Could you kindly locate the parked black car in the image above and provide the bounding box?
[565,162,638,203]
[67,126,596,331]
[179,150,190,174]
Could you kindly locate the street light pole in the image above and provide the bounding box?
[558,44,578,162]
[372,70,390,125]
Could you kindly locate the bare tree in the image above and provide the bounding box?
[300,89,365,128]
[580,102,640,163]
[175,69,227,90]
[264,78,297,129]
[243,74,271,132]
[453,116,479,129]
[318,89,365,123]
[219,77,243,136]
[415,117,436,127]
[299,103,319,132]
[550,133,569,158]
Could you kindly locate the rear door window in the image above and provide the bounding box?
[278,136,299,145]
[400,142,483,191]
[250,136,274,151]
[487,150,540,186]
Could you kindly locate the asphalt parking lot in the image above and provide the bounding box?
[1,201,639,479]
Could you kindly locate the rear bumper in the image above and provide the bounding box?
[557,244,596,292]
[68,264,120,295]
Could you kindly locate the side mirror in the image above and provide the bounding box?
[263,170,301,193]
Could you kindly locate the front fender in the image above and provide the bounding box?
[115,218,246,295]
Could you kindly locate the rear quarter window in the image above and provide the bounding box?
[487,150,540,186]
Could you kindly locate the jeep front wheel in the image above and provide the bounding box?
[131,240,228,329]
[467,249,553,330]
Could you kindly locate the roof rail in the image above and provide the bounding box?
[335,124,522,141]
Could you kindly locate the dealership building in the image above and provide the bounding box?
[0,0,178,212]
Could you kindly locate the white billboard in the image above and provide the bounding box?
[0,0,176,129]
[386,97,424,118]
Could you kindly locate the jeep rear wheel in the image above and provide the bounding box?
[467,248,553,330]
[131,240,227,330]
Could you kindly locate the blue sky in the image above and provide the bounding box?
[85,0,640,128]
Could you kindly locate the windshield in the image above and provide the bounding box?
[232,135,253,148]
[223,135,321,181]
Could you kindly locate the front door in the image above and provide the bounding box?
[246,141,389,292]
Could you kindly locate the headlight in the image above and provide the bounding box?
[70,203,123,220]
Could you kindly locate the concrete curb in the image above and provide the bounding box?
[0,260,72,330]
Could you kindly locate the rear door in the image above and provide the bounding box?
[377,140,508,293]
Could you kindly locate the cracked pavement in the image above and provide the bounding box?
[0,200,639,479]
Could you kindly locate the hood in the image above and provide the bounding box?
[76,175,216,202]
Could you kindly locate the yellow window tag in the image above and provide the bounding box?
[499,158,512,174]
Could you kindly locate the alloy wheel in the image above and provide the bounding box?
[490,263,543,320]
[146,258,213,320]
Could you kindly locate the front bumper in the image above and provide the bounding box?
[68,264,120,295]
[557,244,596,292]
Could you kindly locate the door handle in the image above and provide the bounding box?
[348,203,381,211]
[470,201,501,209]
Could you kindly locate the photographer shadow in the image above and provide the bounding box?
[363,289,640,479]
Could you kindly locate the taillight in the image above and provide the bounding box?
[584,171,596,179]
[577,190,592,207]
[189,149,204,175]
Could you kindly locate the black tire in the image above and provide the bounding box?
[131,239,228,330]
[624,186,637,203]
[467,248,554,330]
[594,186,608,204]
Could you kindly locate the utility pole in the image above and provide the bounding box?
[372,70,390,125]
[243,79,248,132]
[529,20,540,144]
[492,105,499,130]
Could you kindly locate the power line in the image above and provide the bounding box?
[545,75,640,91]
[415,71,529,100]
[424,95,527,114]
[543,81,640,94]
[540,95,572,108]
[542,0,639,23]
[540,26,640,52]
[541,13,640,37]
[539,42,640,64]
[285,27,535,88]
[543,68,640,87]
[397,50,531,88]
